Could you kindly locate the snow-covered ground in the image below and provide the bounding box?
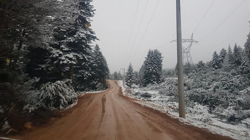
[117,80,126,95]
[77,88,109,97]
[117,80,250,140]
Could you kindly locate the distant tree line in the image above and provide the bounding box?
[121,28,250,89]
[181,41,250,78]
[117,49,163,88]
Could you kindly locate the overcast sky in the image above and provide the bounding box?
[91,0,250,73]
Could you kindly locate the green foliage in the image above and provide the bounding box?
[212,51,222,69]
[244,32,250,61]
[125,63,134,87]
[183,63,193,75]
[232,44,243,67]
[142,50,163,87]
[0,0,110,116]
[0,0,57,121]
[197,61,205,71]
[219,48,227,62]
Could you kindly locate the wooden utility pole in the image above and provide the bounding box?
[176,0,185,118]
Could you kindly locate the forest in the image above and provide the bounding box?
[0,0,109,132]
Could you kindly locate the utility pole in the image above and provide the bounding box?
[176,0,185,118]
[120,68,126,87]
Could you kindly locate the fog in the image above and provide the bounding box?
[91,0,250,73]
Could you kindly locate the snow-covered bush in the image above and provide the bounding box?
[38,80,77,109]
[25,79,77,110]
[186,103,212,123]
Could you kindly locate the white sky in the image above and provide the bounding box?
[91,0,250,73]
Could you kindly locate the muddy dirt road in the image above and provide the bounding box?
[16,80,232,140]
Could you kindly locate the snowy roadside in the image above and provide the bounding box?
[0,137,20,140]
[117,80,126,95]
[77,88,109,97]
[117,80,250,140]
[64,88,109,110]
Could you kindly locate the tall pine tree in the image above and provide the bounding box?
[245,32,250,62]
[228,45,234,64]
[90,44,109,89]
[142,49,162,87]
[125,63,134,88]
[232,44,242,67]
[212,51,222,69]
[219,48,227,62]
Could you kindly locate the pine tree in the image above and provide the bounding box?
[228,45,234,64]
[222,52,233,72]
[245,32,250,62]
[219,48,227,62]
[25,0,99,91]
[113,72,119,80]
[125,63,134,87]
[0,0,57,114]
[212,51,222,69]
[242,29,250,79]
[133,71,140,85]
[91,44,109,89]
[118,72,123,80]
[197,61,205,71]
[184,63,192,74]
[142,49,163,87]
[138,63,145,87]
[232,44,242,67]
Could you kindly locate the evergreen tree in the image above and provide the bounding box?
[90,44,109,89]
[142,49,163,87]
[138,63,145,87]
[228,45,234,64]
[212,51,222,69]
[125,63,134,87]
[222,52,233,72]
[118,72,123,80]
[242,32,250,78]
[113,71,119,80]
[245,32,250,62]
[197,61,205,71]
[232,44,242,67]
[112,71,122,80]
[219,48,227,62]
[26,0,99,91]
[184,63,192,74]
[133,71,140,85]
[0,0,57,115]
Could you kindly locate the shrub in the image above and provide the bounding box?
[26,79,77,110]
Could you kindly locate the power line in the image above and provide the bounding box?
[131,0,160,58]
[127,0,149,59]
[123,0,140,63]
[193,0,215,33]
[199,0,246,41]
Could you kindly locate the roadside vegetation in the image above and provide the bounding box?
[0,0,109,133]
[113,29,250,139]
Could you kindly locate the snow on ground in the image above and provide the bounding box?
[117,80,126,95]
[0,137,20,140]
[118,81,250,140]
[65,88,109,109]
[77,88,109,97]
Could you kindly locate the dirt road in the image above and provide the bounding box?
[16,80,232,140]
